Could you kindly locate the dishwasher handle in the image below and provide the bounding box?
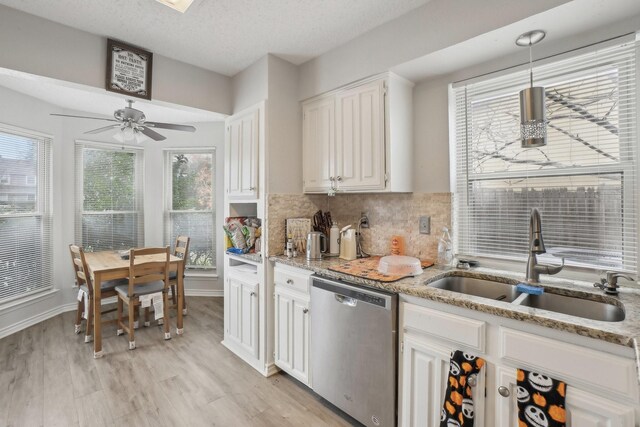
[335,293,357,307]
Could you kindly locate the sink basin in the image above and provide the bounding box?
[518,292,625,322]
[428,276,520,302]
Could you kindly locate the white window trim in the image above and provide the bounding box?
[0,122,53,305]
[75,140,145,251]
[449,37,640,278]
[164,148,217,272]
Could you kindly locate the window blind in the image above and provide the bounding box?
[165,150,216,269]
[75,142,144,251]
[0,126,52,304]
[453,40,638,273]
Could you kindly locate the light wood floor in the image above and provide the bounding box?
[0,297,356,427]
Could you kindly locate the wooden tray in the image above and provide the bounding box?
[328,256,434,283]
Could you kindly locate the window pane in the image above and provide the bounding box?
[83,149,136,211]
[82,213,141,252]
[78,145,143,252]
[0,216,49,299]
[455,41,638,272]
[0,134,37,214]
[169,212,214,268]
[172,153,213,210]
[0,129,52,303]
[167,151,215,270]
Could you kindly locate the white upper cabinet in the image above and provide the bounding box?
[336,79,385,191]
[303,97,335,192]
[302,72,414,194]
[226,108,259,199]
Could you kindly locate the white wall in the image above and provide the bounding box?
[231,56,268,113]
[266,55,303,194]
[0,4,232,115]
[0,84,224,337]
[297,0,568,100]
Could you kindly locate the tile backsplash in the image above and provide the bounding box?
[267,192,452,260]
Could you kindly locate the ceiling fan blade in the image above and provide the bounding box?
[145,121,196,132]
[51,113,118,122]
[84,124,121,135]
[140,126,167,141]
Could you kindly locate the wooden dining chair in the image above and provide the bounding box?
[69,244,127,343]
[169,235,190,315]
[115,246,171,350]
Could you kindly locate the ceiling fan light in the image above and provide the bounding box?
[134,130,148,144]
[113,131,125,143]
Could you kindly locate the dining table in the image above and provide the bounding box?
[83,250,185,358]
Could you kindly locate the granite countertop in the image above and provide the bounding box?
[270,255,640,361]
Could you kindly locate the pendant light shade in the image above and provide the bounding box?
[517,30,547,148]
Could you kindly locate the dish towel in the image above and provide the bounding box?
[517,369,566,427]
[440,350,485,427]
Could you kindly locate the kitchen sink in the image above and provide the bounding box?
[518,292,625,322]
[427,274,626,322]
[428,275,520,303]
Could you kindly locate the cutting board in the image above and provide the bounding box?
[328,256,434,283]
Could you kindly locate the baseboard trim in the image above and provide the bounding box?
[185,289,223,297]
[0,302,77,340]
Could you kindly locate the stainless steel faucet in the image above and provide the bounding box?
[525,208,564,283]
[594,271,635,295]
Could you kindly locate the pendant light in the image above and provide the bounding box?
[517,30,547,148]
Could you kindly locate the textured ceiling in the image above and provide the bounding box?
[0,0,429,76]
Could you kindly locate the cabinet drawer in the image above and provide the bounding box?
[402,303,486,352]
[499,327,638,403]
[274,264,312,294]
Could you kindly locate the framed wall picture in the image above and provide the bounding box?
[106,39,153,100]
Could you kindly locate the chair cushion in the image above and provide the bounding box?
[79,278,128,294]
[115,281,166,298]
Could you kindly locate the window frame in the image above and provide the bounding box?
[0,123,53,305]
[75,140,145,252]
[450,38,640,276]
[164,148,216,272]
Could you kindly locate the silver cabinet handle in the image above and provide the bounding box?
[336,176,342,182]
[329,176,335,181]
[250,291,256,297]
[467,375,477,387]
[249,187,256,191]
[498,386,510,397]
[286,279,294,285]
[303,308,309,314]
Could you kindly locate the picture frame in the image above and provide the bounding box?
[106,39,153,100]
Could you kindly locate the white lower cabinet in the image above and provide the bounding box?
[274,264,312,386]
[226,272,259,358]
[399,298,639,427]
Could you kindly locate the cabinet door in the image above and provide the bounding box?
[303,97,335,192]
[226,109,259,199]
[494,365,635,427]
[290,298,310,385]
[226,274,259,358]
[336,79,385,191]
[274,290,293,370]
[400,336,486,427]
[274,289,311,386]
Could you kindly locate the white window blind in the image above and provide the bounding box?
[0,126,52,304]
[165,150,216,269]
[453,40,638,273]
[75,142,144,251]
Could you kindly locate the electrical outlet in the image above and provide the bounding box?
[419,216,430,234]
[360,212,369,228]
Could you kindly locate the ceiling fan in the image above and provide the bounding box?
[51,99,196,142]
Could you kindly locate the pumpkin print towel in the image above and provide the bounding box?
[517,369,566,427]
[439,350,485,427]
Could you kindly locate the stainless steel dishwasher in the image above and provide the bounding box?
[311,275,398,427]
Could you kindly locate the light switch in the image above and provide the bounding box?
[419,216,430,234]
